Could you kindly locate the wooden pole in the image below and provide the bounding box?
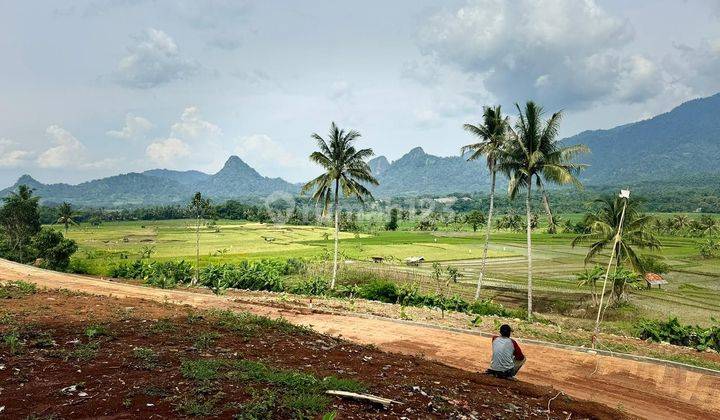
[592,191,629,349]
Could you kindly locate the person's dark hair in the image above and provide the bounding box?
[499,324,512,337]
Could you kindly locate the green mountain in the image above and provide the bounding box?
[142,169,210,185]
[0,156,298,207]
[566,92,720,185]
[370,147,490,197]
[195,155,299,199]
[1,173,189,207]
[2,93,718,206]
[367,155,390,176]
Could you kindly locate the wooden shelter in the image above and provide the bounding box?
[644,272,667,289]
[405,256,424,266]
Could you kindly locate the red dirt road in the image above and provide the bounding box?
[2,259,718,419]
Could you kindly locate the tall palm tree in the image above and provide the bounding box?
[499,101,585,320]
[189,192,211,285]
[302,122,378,289]
[572,196,661,274]
[461,105,511,300]
[55,202,78,232]
[670,214,690,232]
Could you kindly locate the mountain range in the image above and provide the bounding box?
[2,92,718,206]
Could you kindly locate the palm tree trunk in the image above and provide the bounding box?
[526,182,533,320]
[331,179,340,290]
[194,215,200,286]
[475,170,496,300]
[540,185,556,233]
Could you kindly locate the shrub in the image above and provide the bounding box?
[30,228,78,270]
[283,258,307,275]
[110,260,193,288]
[291,277,329,296]
[200,261,285,293]
[359,279,398,303]
[635,317,720,352]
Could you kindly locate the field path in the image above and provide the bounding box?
[1,258,718,419]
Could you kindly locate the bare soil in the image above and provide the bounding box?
[2,259,719,419]
[0,287,619,419]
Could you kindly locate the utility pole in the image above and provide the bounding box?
[592,189,630,350]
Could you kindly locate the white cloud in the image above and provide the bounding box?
[116,28,198,89]
[146,138,191,164]
[669,38,720,95]
[106,113,154,139]
[170,106,222,139]
[414,109,442,128]
[0,139,32,167]
[401,59,440,85]
[235,134,304,171]
[37,125,88,168]
[417,0,662,108]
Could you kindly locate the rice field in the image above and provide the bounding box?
[63,219,720,326]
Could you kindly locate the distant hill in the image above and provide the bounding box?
[0,156,298,207]
[142,169,211,186]
[566,92,720,185]
[0,173,189,207]
[2,93,718,206]
[367,156,390,177]
[369,147,491,197]
[194,156,299,199]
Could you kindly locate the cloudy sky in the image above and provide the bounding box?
[1,0,719,187]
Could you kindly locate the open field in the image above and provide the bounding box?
[4,262,720,419]
[62,219,720,327]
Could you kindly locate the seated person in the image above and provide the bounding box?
[486,324,525,379]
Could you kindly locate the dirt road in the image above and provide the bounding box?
[2,259,718,419]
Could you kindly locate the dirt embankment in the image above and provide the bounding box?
[1,287,620,418]
[1,259,719,419]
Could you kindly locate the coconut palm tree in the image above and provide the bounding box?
[55,202,78,232]
[189,192,211,285]
[499,101,585,320]
[461,105,511,300]
[571,196,661,274]
[302,122,378,289]
[670,214,690,232]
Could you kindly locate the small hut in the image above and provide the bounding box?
[405,256,425,266]
[644,272,667,289]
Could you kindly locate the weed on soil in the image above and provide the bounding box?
[0,284,624,419]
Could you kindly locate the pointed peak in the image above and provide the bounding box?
[222,155,251,170]
[16,174,42,186]
[399,147,427,160]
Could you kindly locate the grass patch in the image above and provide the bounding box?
[0,281,37,299]
[3,331,23,354]
[193,332,220,350]
[133,347,159,370]
[237,388,277,419]
[180,359,224,381]
[150,318,177,334]
[84,324,109,339]
[65,341,99,362]
[209,309,306,338]
[176,394,221,417]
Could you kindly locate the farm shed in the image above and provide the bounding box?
[644,272,668,289]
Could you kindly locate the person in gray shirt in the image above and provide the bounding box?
[486,324,525,379]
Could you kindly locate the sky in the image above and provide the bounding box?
[1,0,719,187]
